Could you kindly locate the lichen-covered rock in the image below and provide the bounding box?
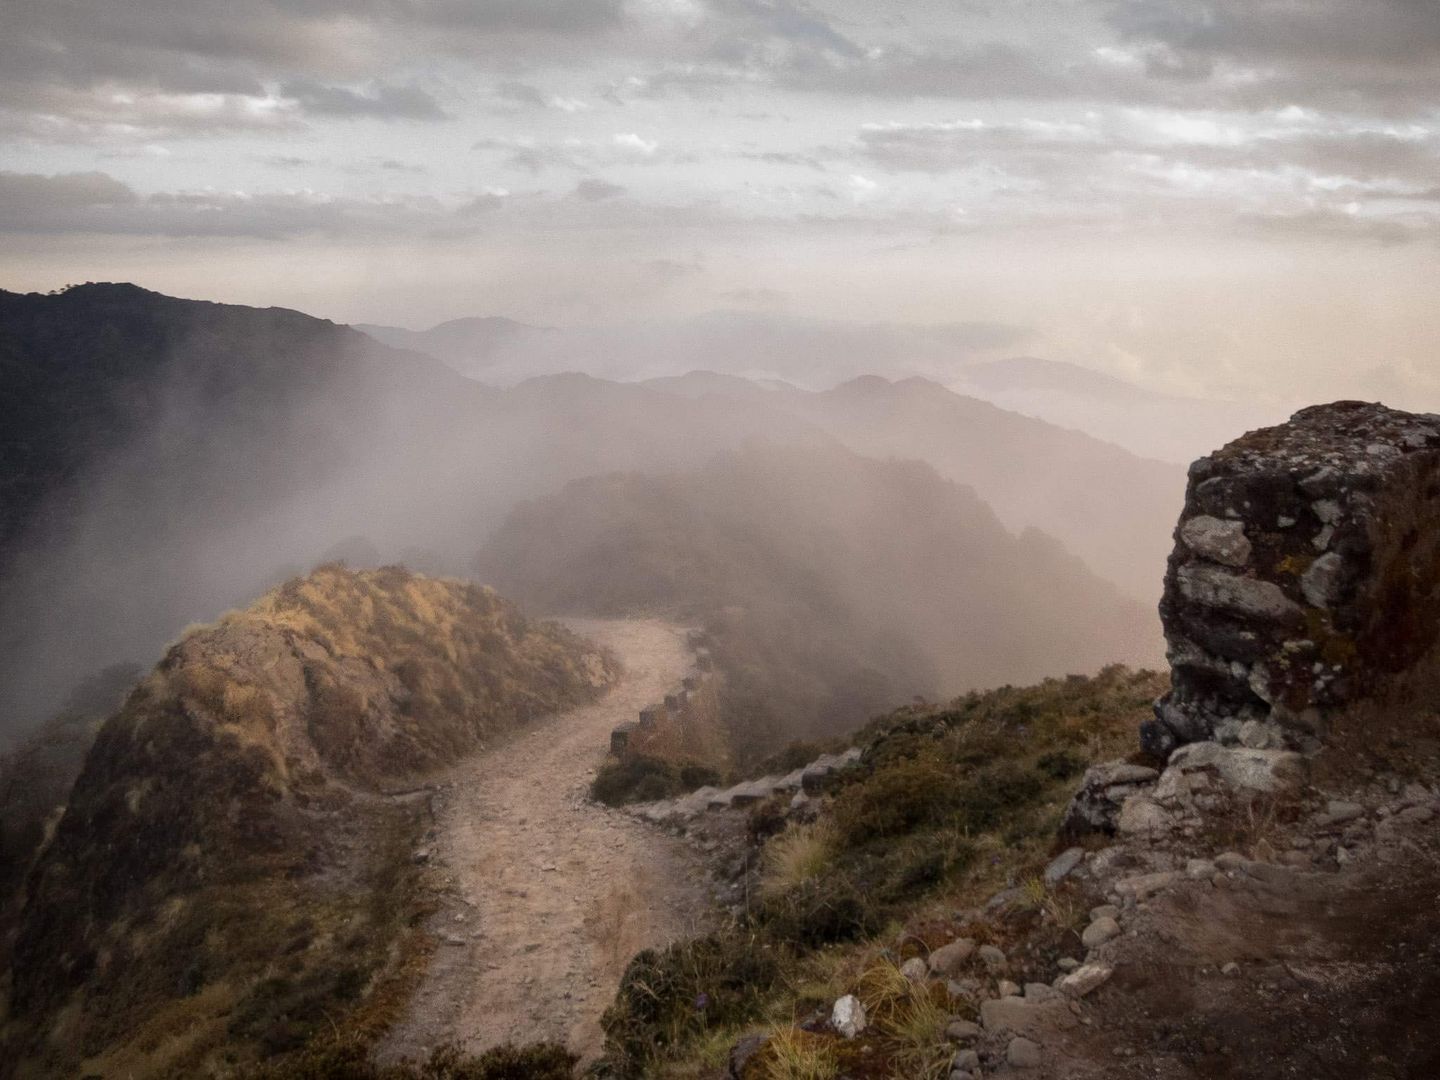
[1149,401,1440,756]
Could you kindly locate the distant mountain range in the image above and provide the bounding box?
[356,311,1283,462]
[1,283,1180,735]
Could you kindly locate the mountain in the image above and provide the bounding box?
[0,284,1179,738]
[0,565,614,1079]
[354,310,1026,386]
[0,283,498,728]
[354,316,552,376]
[952,356,1289,463]
[478,444,1161,754]
[645,372,1185,604]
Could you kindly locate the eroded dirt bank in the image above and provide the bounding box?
[381,618,713,1063]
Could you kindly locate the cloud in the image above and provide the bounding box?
[613,132,659,155]
[1108,0,1440,111]
[0,170,449,238]
[0,171,138,216]
[0,0,625,139]
[1237,207,1429,246]
[574,177,627,201]
[280,79,449,121]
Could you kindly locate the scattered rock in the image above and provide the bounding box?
[831,995,867,1038]
[1058,963,1113,998]
[928,938,976,977]
[1007,1036,1044,1069]
[1081,916,1121,948]
[946,1019,981,1042]
[1024,982,1061,1003]
[1114,871,1179,902]
[900,957,929,982]
[978,944,1007,972]
[951,1047,980,1069]
[1063,760,1160,834]
[1043,846,1084,885]
[997,979,1021,998]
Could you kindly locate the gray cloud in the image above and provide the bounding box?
[573,178,626,201]
[1109,0,1440,111]
[0,170,448,238]
[280,78,449,120]
[1237,207,1431,246]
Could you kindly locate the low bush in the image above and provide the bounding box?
[600,934,782,1077]
[590,755,721,806]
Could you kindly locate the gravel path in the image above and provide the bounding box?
[380,618,712,1064]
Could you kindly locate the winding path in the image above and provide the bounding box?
[381,618,712,1063]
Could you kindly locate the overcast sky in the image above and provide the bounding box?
[1,0,1438,403]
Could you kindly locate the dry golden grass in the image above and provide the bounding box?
[5,565,617,1080]
[761,1026,840,1080]
[761,821,837,899]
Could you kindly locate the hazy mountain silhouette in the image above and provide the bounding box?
[479,444,1161,751]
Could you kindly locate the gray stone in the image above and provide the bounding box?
[978,944,1007,972]
[1301,552,1346,609]
[952,1048,980,1070]
[1024,982,1061,1003]
[831,994,867,1038]
[1118,796,1174,836]
[946,1019,981,1042]
[1238,719,1284,749]
[1081,916,1121,948]
[1168,741,1307,794]
[1114,871,1179,901]
[1057,957,1080,971]
[1043,846,1085,885]
[1089,904,1119,921]
[1180,515,1253,567]
[928,938,976,977]
[1007,1036,1043,1069]
[1058,963,1113,998]
[1185,858,1217,879]
[1176,564,1304,623]
[997,979,1021,998]
[900,957,929,982]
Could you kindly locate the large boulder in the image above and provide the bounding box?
[1148,402,1440,757]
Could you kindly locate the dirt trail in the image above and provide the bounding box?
[381,618,712,1064]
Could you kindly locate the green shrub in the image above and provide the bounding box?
[752,877,880,949]
[591,756,721,806]
[1036,749,1085,780]
[828,758,958,844]
[600,934,781,1077]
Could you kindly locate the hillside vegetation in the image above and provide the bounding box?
[478,445,1160,761]
[595,665,1167,1078]
[0,565,615,1080]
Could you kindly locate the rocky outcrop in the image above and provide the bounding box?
[1147,401,1440,758]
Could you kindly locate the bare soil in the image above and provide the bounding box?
[379,618,713,1065]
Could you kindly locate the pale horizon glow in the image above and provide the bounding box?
[2,0,1438,406]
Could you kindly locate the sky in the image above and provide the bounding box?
[2,0,1439,404]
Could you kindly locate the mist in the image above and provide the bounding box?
[0,283,1192,745]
